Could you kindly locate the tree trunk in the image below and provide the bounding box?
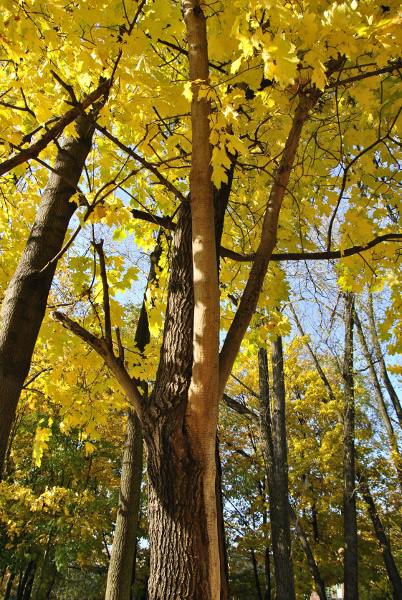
[358,472,402,600]
[289,507,327,600]
[0,115,95,476]
[105,410,143,600]
[354,309,402,487]
[368,294,402,429]
[264,547,272,600]
[216,438,230,600]
[258,343,296,600]
[143,201,209,598]
[250,549,263,600]
[4,572,15,600]
[342,293,359,600]
[105,240,162,600]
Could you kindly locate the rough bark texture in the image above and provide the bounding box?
[368,295,402,429]
[0,115,95,476]
[342,293,359,600]
[358,473,402,600]
[258,344,296,600]
[144,203,211,599]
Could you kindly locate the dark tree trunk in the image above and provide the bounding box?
[105,240,162,600]
[216,438,230,600]
[0,116,95,476]
[143,203,212,598]
[258,343,296,600]
[264,546,272,600]
[250,549,263,600]
[342,293,359,600]
[4,572,15,600]
[368,295,402,429]
[17,562,35,600]
[358,473,402,600]
[105,410,143,600]
[289,507,327,600]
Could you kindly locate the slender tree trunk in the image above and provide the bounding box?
[258,343,296,600]
[105,410,143,600]
[216,438,230,600]
[105,240,162,600]
[354,309,402,487]
[0,116,95,476]
[358,472,402,600]
[368,295,402,429]
[343,293,359,600]
[250,549,263,600]
[264,547,272,600]
[4,572,15,600]
[289,507,327,600]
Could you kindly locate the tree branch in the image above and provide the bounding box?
[92,240,112,349]
[220,233,402,262]
[94,123,187,202]
[218,91,320,395]
[0,79,111,177]
[53,311,144,416]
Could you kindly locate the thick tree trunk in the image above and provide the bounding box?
[358,473,402,600]
[105,410,143,600]
[144,202,209,598]
[368,295,402,429]
[342,293,359,600]
[258,344,296,600]
[0,116,95,476]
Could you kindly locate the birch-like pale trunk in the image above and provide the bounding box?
[182,2,221,597]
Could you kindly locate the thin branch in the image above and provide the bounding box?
[94,123,187,202]
[326,61,402,89]
[53,311,144,416]
[92,240,112,349]
[220,233,402,262]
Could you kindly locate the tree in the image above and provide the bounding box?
[1,0,401,597]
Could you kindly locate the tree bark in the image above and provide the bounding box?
[105,410,143,600]
[0,115,95,476]
[258,343,296,600]
[368,294,402,429]
[264,546,272,600]
[250,549,263,600]
[216,438,230,600]
[105,241,162,600]
[342,293,359,600]
[181,2,220,597]
[358,472,402,600]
